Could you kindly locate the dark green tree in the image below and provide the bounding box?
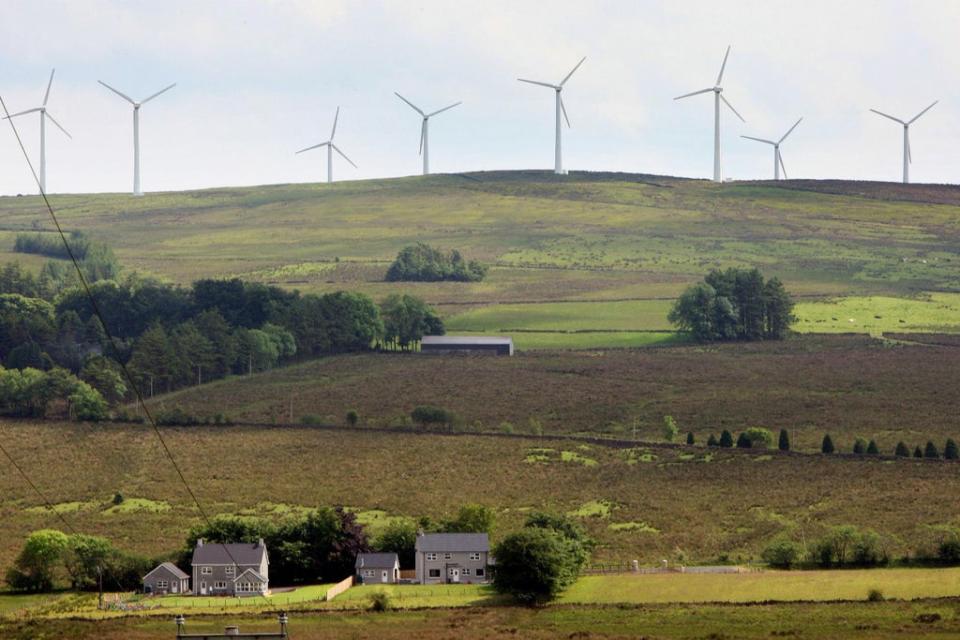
[821,434,835,454]
[707,434,718,447]
[914,446,924,458]
[719,430,734,448]
[924,441,940,459]
[380,294,443,351]
[853,437,867,455]
[778,428,790,451]
[372,519,418,569]
[736,432,752,449]
[441,504,496,535]
[492,528,578,605]
[894,441,911,457]
[686,431,695,445]
[866,440,879,455]
[944,439,959,461]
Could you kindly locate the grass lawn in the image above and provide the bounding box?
[126,583,335,612]
[325,584,497,610]
[445,299,676,332]
[794,293,960,335]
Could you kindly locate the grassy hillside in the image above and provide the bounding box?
[2,419,960,576]
[1,172,958,347]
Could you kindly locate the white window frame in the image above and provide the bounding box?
[225,566,235,576]
[428,569,441,577]
[469,553,481,561]
[156,580,168,589]
[462,568,471,576]
[363,569,375,577]
[214,581,227,589]
[425,553,437,561]
[201,567,212,575]
[444,553,452,560]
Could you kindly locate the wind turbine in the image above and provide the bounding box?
[3,69,71,194]
[295,107,357,184]
[741,118,802,180]
[517,56,586,175]
[394,93,461,175]
[674,46,745,182]
[98,79,176,196]
[869,101,937,184]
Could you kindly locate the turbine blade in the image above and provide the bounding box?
[427,101,462,117]
[330,106,340,141]
[2,107,42,119]
[43,68,55,106]
[716,45,731,86]
[98,80,136,105]
[778,149,788,179]
[869,109,904,125]
[908,100,938,124]
[518,78,558,89]
[720,94,745,122]
[560,95,571,128]
[740,135,775,145]
[331,143,357,168]
[674,87,713,100]
[44,112,72,139]
[419,120,425,156]
[559,56,586,86]
[394,92,424,116]
[778,118,803,144]
[295,141,329,154]
[140,83,176,104]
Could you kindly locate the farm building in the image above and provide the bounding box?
[421,335,514,356]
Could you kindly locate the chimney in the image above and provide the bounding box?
[257,537,265,548]
[197,538,204,547]
[225,626,239,636]
[416,528,424,537]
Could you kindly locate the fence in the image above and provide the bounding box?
[399,569,416,581]
[325,576,354,602]
[583,562,760,576]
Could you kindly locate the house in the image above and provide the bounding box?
[421,336,514,356]
[414,532,491,584]
[143,562,189,595]
[355,552,400,584]
[191,538,269,596]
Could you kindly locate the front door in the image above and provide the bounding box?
[172,582,179,593]
[448,567,460,583]
[381,570,388,583]
[200,581,207,595]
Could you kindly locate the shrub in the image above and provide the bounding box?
[686,431,695,445]
[821,434,835,454]
[735,432,752,449]
[761,538,801,569]
[155,406,204,426]
[410,405,455,428]
[853,437,867,455]
[719,430,734,448]
[300,414,323,425]
[662,415,679,442]
[345,409,359,426]
[500,421,515,435]
[368,589,391,612]
[867,588,884,602]
[945,438,959,460]
[492,522,587,605]
[743,427,773,448]
[924,441,940,459]
[112,493,124,506]
[778,429,790,452]
[914,446,924,458]
[895,441,911,457]
[707,434,719,447]
[866,440,879,455]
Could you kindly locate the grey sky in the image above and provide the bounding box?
[1,0,958,195]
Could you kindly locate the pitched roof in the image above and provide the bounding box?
[422,336,512,346]
[144,562,189,580]
[355,552,399,569]
[233,568,266,583]
[192,540,268,566]
[415,533,490,553]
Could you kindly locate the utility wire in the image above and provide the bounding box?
[0,95,270,606]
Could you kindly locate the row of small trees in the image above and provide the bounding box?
[820,434,959,460]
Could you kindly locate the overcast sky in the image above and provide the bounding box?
[1,0,959,195]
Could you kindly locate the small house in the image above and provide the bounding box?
[191,538,269,596]
[421,335,514,356]
[414,532,491,584]
[355,552,400,584]
[143,562,189,595]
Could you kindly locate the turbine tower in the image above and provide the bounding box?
[869,101,937,184]
[394,93,461,175]
[518,56,586,175]
[98,80,176,196]
[674,46,745,182]
[741,118,802,180]
[3,69,71,194]
[296,107,357,183]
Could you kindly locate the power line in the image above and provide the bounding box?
[1,94,271,606]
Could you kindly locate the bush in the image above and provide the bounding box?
[778,429,790,452]
[719,430,734,448]
[155,406,204,426]
[345,409,359,426]
[410,405,455,428]
[492,524,586,605]
[867,588,884,602]
[945,438,959,460]
[914,446,923,458]
[735,432,752,449]
[743,427,773,448]
[300,414,323,425]
[853,437,867,455]
[112,493,124,506]
[821,434,835,454]
[895,441,911,457]
[707,434,718,447]
[866,440,879,455]
[368,589,391,612]
[924,441,940,459]
[761,538,801,569]
[662,415,679,442]
[685,431,695,445]
[499,421,515,435]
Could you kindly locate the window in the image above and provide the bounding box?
[201,567,212,575]
[156,580,168,589]
[428,569,440,577]
[462,569,471,576]
[225,566,235,576]
[425,553,437,561]
[214,581,227,589]
[444,553,452,560]
[363,570,375,577]
[475,568,484,577]
[469,553,481,561]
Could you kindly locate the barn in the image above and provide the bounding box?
[421,336,514,356]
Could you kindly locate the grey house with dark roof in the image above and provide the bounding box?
[191,538,269,596]
[143,562,189,595]
[414,532,491,584]
[355,552,400,584]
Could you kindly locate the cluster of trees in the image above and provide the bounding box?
[703,427,788,450]
[385,243,487,283]
[1,260,446,416]
[371,504,496,569]
[491,512,593,604]
[821,434,958,459]
[0,365,107,420]
[5,529,150,592]
[14,232,120,284]
[763,524,960,570]
[669,267,794,342]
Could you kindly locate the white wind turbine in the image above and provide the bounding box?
[296,107,357,183]
[3,69,71,194]
[869,101,937,184]
[98,79,176,196]
[674,46,745,182]
[394,93,461,175]
[741,118,802,180]
[517,57,586,175]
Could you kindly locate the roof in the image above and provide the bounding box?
[422,336,513,346]
[355,552,399,569]
[192,540,268,566]
[144,562,189,581]
[415,533,490,553]
[233,568,266,583]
